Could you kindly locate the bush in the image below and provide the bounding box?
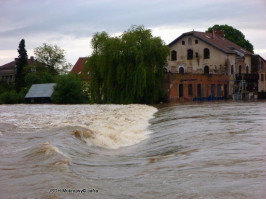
[25,72,54,87]
[0,90,19,104]
[51,74,87,104]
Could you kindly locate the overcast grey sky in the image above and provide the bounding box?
[0,0,266,66]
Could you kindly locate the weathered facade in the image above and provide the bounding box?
[165,30,254,102]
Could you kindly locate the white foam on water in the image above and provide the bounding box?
[0,104,158,149]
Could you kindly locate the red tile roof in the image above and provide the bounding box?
[71,57,87,74]
[169,31,253,56]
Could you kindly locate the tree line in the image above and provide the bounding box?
[0,41,87,104]
[1,24,254,104]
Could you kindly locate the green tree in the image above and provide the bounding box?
[24,72,55,87]
[86,25,169,104]
[15,39,28,92]
[51,74,86,104]
[34,43,71,74]
[206,24,254,53]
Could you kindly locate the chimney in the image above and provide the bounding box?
[212,29,215,39]
[30,56,34,61]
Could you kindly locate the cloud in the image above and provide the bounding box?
[0,0,266,65]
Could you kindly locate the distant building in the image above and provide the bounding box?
[252,55,266,98]
[0,56,36,84]
[25,83,56,103]
[165,30,258,102]
[70,57,90,80]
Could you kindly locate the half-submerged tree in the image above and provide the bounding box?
[15,39,28,92]
[206,24,254,53]
[86,25,169,104]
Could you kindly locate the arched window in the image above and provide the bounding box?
[246,65,249,74]
[204,66,209,74]
[179,67,184,74]
[231,65,234,75]
[171,50,177,61]
[239,65,242,75]
[204,48,210,59]
[187,49,193,60]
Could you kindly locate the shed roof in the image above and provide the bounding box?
[25,83,56,98]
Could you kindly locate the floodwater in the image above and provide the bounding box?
[0,102,265,198]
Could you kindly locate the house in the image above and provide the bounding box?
[70,57,90,80]
[252,55,266,98]
[165,30,254,102]
[25,83,56,103]
[0,56,37,84]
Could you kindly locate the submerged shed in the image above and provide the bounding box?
[25,83,56,103]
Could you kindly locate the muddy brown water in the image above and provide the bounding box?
[0,102,265,198]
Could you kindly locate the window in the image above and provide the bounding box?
[195,52,199,58]
[224,84,228,97]
[171,50,177,61]
[261,74,264,81]
[188,84,193,96]
[211,84,215,96]
[204,66,209,75]
[217,84,222,97]
[197,84,201,97]
[187,49,193,60]
[179,84,183,97]
[231,65,234,75]
[188,38,192,45]
[182,41,185,45]
[239,65,242,75]
[195,40,198,44]
[179,67,184,74]
[204,48,210,59]
[246,65,249,74]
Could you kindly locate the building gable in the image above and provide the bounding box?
[169,31,253,56]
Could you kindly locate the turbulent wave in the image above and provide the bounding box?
[23,142,70,168]
[0,104,158,149]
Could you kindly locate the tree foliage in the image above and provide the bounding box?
[24,72,55,87]
[206,24,254,53]
[34,43,71,74]
[51,74,87,104]
[86,25,169,104]
[15,39,28,92]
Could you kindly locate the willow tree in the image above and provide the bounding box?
[86,25,169,104]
